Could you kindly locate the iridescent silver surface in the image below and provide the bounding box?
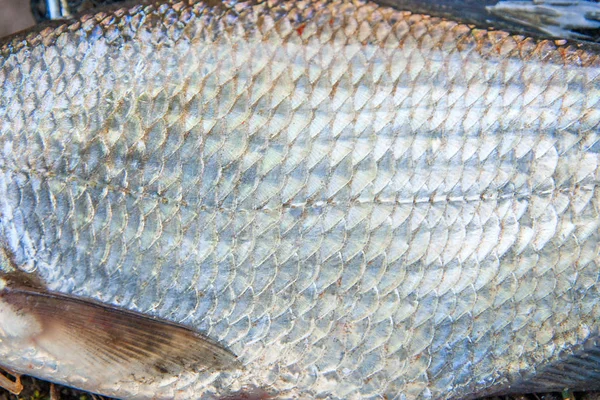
[1,0,600,398]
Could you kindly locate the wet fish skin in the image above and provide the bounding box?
[1,0,600,398]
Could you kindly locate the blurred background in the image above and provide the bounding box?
[0,0,35,38]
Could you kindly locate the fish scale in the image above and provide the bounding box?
[0,0,599,399]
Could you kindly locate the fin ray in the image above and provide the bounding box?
[481,331,600,396]
[1,283,239,379]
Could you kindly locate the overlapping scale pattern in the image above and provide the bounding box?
[1,0,600,398]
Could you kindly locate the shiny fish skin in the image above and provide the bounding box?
[1,0,600,398]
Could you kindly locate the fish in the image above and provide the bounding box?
[378,0,600,42]
[1,0,600,398]
[31,0,600,43]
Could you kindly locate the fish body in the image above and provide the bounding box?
[1,0,600,399]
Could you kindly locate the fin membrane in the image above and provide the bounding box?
[487,0,600,40]
[477,331,600,397]
[1,282,239,379]
[510,332,600,393]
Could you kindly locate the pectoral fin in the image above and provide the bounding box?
[0,278,239,384]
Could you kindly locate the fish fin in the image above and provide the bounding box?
[0,368,22,395]
[218,387,272,400]
[513,331,600,393]
[487,0,600,40]
[1,282,240,379]
[482,331,600,396]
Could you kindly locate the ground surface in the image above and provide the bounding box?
[0,375,600,400]
[0,375,105,400]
